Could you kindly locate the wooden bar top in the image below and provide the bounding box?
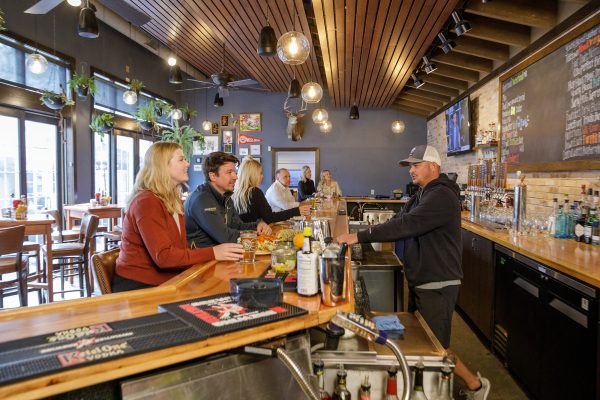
[0,202,353,399]
[342,196,408,204]
[462,216,600,288]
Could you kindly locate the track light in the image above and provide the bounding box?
[349,104,359,120]
[411,73,424,88]
[438,32,456,54]
[451,11,471,37]
[169,65,183,84]
[422,56,437,74]
[78,1,99,39]
[288,78,301,98]
[214,93,224,107]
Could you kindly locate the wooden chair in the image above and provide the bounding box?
[41,214,99,299]
[91,248,120,294]
[0,225,28,308]
[41,209,81,243]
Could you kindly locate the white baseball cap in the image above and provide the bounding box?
[399,145,441,167]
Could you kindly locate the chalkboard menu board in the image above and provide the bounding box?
[501,19,600,169]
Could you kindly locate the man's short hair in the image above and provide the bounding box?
[203,152,239,181]
[275,168,288,177]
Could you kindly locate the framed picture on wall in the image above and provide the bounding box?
[250,144,261,156]
[202,135,219,155]
[222,129,233,144]
[220,114,230,127]
[211,123,219,135]
[239,113,261,132]
[192,140,204,155]
[239,147,249,156]
[223,144,233,154]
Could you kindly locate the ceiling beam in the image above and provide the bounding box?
[464,13,531,47]
[453,36,510,62]
[421,74,468,90]
[418,81,459,98]
[394,99,437,112]
[403,87,451,103]
[398,93,444,108]
[431,52,493,73]
[466,0,557,29]
[433,63,480,82]
[391,104,430,117]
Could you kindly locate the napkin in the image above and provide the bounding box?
[372,315,405,333]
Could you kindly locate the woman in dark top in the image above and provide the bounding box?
[297,165,316,201]
[233,156,311,223]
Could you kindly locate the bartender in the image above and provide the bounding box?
[337,145,491,400]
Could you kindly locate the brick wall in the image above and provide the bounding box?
[427,79,600,216]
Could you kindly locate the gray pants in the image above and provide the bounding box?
[408,285,460,349]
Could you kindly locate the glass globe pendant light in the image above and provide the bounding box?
[202,120,212,131]
[391,120,405,134]
[301,82,322,103]
[26,52,48,74]
[312,108,328,125]
[276,4,309,65]
[122,90,137,105]
[319,120,332,133]
[171,109,182,120]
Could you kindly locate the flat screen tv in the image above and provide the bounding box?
[445,97,472,156]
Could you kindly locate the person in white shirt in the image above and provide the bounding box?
[265,168,299,212]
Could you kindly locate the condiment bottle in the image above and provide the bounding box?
[313,358,332,400]
[358,375,371,400]
[297,226,319,296]
[385,366,400,400]
[332,365,351,400]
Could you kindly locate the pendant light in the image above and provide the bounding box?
[122,90,137,105]
[391,120,405,134]
[288,77,301,98]
[319,120,332,133]
[202,90,212,131]
[312,108,328,124]
[27,17,48,75]
[277,3,310,65]
[257,0,277,56]
[171,109,182,120]
[349,104,359,120]
[301,81,323,103]
[67,0,82,6]
[169,65,183,84]
[214,92,224,107]
[78,0,99,39]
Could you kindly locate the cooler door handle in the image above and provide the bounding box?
[548,298,588,328]
[513,276,539,298]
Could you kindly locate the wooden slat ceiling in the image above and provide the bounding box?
[116,0,589,116]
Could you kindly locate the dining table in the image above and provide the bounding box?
[63,203,123,230]
[0,214,56,302]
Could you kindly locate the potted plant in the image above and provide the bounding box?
[68,72,96,99]
[129,78,144,94]
[161,120,204,160]
[134,102,157,131]
[40,90,75,110]
[153,100,173,118]
[0,8,6,31]
[180,104,198,122]
[89,113,114,140]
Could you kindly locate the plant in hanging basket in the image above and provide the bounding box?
[179,104,198,122]
[161,120,204,160]
[128,79,144,94]
[40,90,75,110]
[68,72,96,99]
[134,102,157,131]
[89,113,114,140]
[0,8,6,31]
[153,100,173,118]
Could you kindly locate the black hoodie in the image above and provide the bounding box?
[357,175,463,287]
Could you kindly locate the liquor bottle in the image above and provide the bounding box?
[592,214,599,246]
[554,205,566,239]
[313,358,332,400]
[411,359,429,400]
[435,359,453,400]
[332,365,351,400]
[385,366,400,400]
[548,198,558,236]
[575,203,587,242]
[297,226,319,296]
[567,204,577,238]
[358,375,371,400]
[584,208,597,245]
[594,191,600,210]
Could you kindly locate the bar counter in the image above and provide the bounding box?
[462,217,600,288]
[0,201,353,399]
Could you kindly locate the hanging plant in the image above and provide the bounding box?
[0,8,6,31]
[161,120,204,160]
[180,104,198,122]
[40,90,75,110]
[128,78,144,94]
[153,100,173,118]
[134,102,157,131]
[68,72,96,99]
[89,113,114,140]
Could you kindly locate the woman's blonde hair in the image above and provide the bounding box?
[299,165,311,183]
[127,141,183,214]
[317,169,332,192]
[232,156,262,214]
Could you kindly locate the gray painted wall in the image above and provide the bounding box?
[183,89,427,197]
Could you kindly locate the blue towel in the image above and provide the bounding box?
[372,315,405,333]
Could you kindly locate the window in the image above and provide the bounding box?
[272,148,319,189]
[25,120,58,211]
[0,115,20,208]
[115,135,134,204]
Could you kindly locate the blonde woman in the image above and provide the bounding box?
[114,142,243,292]
[233,156,311,223]
[317,169,342,198]
[297,165,316,201]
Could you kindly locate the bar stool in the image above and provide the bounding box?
[0,225,28,308]
[41,214,99,299]
[91,248,120,294]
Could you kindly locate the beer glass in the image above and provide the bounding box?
[240,230,257,264]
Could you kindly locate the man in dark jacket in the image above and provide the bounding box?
[185,152,270,248]
[337,145,490,400]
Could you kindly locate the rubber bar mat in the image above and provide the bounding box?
[0,313,205,386]
[260,269,297,292]
[159,293,308,337]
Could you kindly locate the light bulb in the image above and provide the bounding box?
[302,82,323,103]
[277,31,310,65]
[391,120,405,134]
[122,90,138,105]
[312,108,328,124]
[67,0,82,6]
[167,57,177,66]
[26,53,48,74]
[288,37,298,55]
[171,109,182,120]
[202,120,212,131]
[320,120,332,133]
